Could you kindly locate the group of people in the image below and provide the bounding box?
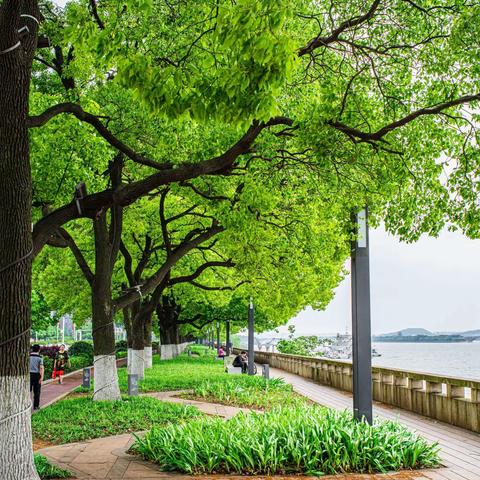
[29,343,71,411]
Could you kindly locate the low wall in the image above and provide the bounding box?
[160,342,191,360]
[237,349,480,433]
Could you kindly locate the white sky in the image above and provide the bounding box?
[279,227,480,336]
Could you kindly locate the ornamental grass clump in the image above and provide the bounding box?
[133,405,440,476]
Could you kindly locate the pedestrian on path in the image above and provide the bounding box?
[53,344,70,384]
[30,344,44,410]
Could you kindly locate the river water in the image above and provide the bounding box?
[371,341,480,380]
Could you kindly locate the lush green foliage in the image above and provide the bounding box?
[34,454,71,479]
[32,396,200,444]
[277,327,332,356]
[31,291,57,332]
[134,406,440,475]
[68,341,93,362]
[188,376,306,410]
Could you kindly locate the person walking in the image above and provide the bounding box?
[30,344,44,411]
[53,344,70,384]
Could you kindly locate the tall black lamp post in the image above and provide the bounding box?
[248,298,255,375]
[351,207,373,424]
[226,320,231,356]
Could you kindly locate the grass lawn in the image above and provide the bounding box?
[32,396,201,444]
[34,454,71,479]
[117,355,228,392]
[133,405,441,476]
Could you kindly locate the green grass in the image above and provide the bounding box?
[34,454,71,479]
[117,355,228,392]
[32,396,201,444]
[133,405,440,476]
[187,376,307,409]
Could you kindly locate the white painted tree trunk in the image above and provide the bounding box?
[130,349,145,379]
[144,346,153,369]
[160,342,190,360]
[127,348,133,373]
[93,355,121,401]
[0,376,40,480]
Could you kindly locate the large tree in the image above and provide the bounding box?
[3,0,480,478]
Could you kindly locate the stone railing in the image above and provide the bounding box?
[238,349,480,433]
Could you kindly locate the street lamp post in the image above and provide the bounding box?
[248,298,255,375]
[226,320,231,356]
[351,207,373,424]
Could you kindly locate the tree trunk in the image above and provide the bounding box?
[130,308,146,379]
[123,305,133,373]
[92,212,120,401]
[0,2,41,478]
[143,312,153,369]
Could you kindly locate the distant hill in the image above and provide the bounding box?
[377,328,433,337]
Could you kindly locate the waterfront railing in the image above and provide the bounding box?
[238,349,480,433]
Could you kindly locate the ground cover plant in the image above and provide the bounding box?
[186,376,307,410]
[34,454,71,479]
[32,396,200,444]
[117,355,228,392]
[134,405,440,476]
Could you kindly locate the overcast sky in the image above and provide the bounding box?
[276,227,480,336]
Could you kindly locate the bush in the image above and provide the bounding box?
[134,405,440,476]
[32,396,201,443]
[43,356,54,379]
[39,345,60,360]
[68,355,91,371]
[116,350,128,359]
[34,454,71,479]
[68,341,94,362]
[151,341,159,353]
[115,340,128,352]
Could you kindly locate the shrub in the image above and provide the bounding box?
[68,355,91,371]
[151,341,159,353]
[68,341,94,362]
[134,405,440,476]
[115,340,128,352]
[34,454,71,479]
[39,345,60,360]
[43,356,54,379]
[116,350,128,359]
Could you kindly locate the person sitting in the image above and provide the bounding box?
[232,351,248,373]
[218,346,226,359]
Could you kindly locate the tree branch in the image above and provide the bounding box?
[298,0,382,56]
[32,117,293,255]
[169,259,234,286]
[27,102,172,170]
[328,93,480,142]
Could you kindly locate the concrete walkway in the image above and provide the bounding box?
[37,391,443,480]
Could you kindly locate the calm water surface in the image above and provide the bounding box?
[371,341,480,380]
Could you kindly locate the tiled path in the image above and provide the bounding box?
[36,370,84,409]
[33,358,127,411]
[37,390,446,480]
[270,367,480,480]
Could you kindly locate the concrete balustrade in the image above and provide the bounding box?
[238,349,480,433]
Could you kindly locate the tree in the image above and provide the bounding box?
[31,290,57,333]
[4,1,480,477]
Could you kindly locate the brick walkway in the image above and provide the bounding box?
[35,370,85,410]
[37,391,444,480]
